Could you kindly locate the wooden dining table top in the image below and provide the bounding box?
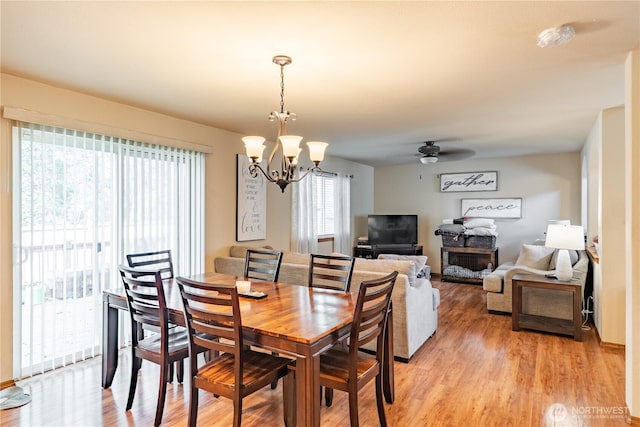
[108,271,357,346]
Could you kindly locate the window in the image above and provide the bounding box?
[12,122,204,378]
[313,174,334,236]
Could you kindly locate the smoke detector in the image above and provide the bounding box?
[537,24,576,48]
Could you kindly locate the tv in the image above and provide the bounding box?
[367,214,418,247]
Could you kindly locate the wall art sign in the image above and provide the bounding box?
[440,171,498,192]
[461,198,522,219]
[236,154,266,241]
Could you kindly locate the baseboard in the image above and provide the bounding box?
[594,326,626,351]
[0,379,16,390]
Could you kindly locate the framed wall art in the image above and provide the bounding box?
[236,154,267,241]
[440,171,498,192]
[461,198,522,219]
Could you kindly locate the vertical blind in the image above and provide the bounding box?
[12,122,204,378]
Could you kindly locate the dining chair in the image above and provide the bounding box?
[308,253,356,402]
[176,276,294,427]
[126,249,174,279]
[308,253,356,291]
[126,249,182,381]
[244,248,283,282]
[118,265,191,426]
[286,270,398,426]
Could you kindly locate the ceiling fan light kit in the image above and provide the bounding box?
[420,156,438,164]
[537,24,576,48]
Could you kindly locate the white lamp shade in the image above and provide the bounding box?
[306,141,328,163]
[545,224,585,250]
[279,135,303,158]
[242,136,266,161]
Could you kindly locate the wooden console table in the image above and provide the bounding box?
[440,246,498,284]
[512,273,583,341]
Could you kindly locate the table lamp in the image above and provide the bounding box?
[545,224,585,281]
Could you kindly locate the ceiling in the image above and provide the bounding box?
[1,1,639,167]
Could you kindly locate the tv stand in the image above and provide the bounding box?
[353,245,423,259]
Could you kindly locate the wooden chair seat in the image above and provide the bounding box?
[195,350,292,395]
[319,347,379,389]
[136,328,190,359]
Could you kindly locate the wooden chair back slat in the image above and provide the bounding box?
[244,249,283,282]
[126,249,174,280]
[308,254,356,291]
[176,276,243,355]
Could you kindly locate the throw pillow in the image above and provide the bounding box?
[463,218,495,229]
[377,254,428,280]
[353,258,415,285]
[229,245,274,259]
[515,244,555,270]
[549,249,579,270]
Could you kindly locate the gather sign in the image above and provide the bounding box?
[461,198,522,218]
[440,171,498,192]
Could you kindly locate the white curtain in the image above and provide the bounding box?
[290,174,318,253]
[12,122,204,378]
[333,174,351,254]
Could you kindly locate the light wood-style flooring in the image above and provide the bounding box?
[1,279,630,426]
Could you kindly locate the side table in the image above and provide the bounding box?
[512,273,583,341]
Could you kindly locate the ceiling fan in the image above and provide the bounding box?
[417,141,475,164]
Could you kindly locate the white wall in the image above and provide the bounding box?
[373,153,582,268]
[624,49,640,421]
[581,107,626,345]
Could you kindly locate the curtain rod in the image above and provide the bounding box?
[300,167,353,179]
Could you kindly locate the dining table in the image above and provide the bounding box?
[102,272,394,427]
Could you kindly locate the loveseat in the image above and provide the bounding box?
[483,243,588,319]
[214,245,440,361]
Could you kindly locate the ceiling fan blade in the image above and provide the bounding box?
[438,148,475,162]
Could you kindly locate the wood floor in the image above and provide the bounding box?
[1,279,630,426]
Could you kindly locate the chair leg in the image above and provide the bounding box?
[126,355,141,410]
[375,374,388,427]
[154,363,169,426]
[233,399,243,427]
[325,387,334,407]
[188,385,199,427]
[168,362,174,383]
[348,389,359,427]
[177,359,184,383]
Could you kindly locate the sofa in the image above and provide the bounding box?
[214,245,440,361]
[483,243,588,319]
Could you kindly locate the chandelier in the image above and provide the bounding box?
[242,55,328,192]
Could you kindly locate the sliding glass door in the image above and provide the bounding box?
[13,123,204,378]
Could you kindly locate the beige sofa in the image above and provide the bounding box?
[483,243,588,319]
[214,245,440,361]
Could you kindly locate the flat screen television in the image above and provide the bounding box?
[367,214,418,246]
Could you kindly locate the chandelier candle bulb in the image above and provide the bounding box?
[242,136,266,162]
[278,135,303,159]
[307,141,328,164]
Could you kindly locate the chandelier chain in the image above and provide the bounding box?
[280,64,286,114]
